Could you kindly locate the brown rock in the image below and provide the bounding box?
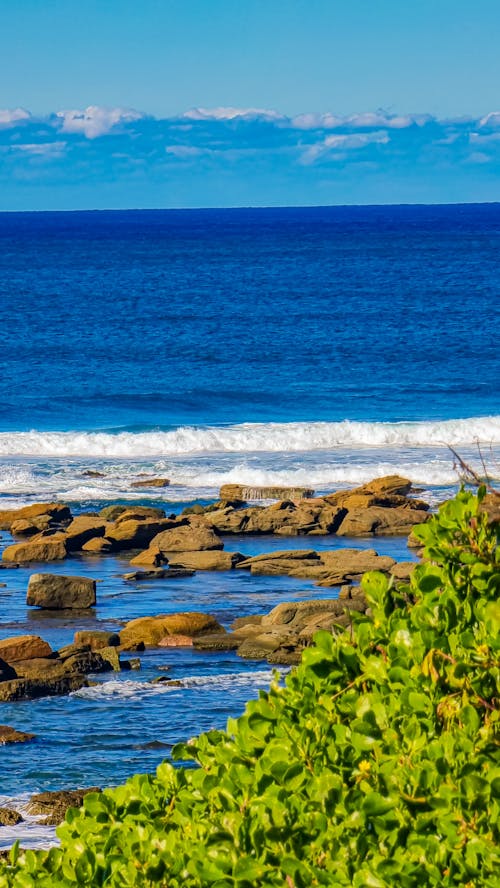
[166,551,245,571]
[120,612,223,648]
[130,477,170,489]
[0,675,89,702]
[2,538,67,563]
[0,503,72,532]
[27,788,101,825]
[219,484,314,501]
[0,808,23,825]
[107,518,172,551]
[389,561,417,581]
[0,635,53,663]
[149,517,223,553]
[73,630,121,650]
[123,568,194,581]
[81,536,114,553]
[192,633,241,651]
[100,505,166,522]
[27,574,96,609]
[336,505,429,537]
[0,725,36,744]
[0,658,17,681]
[129,549,168,567]
[158,635,193,647]
[63,516,107,551]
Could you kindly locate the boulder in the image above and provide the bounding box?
[336,505,429,537]
[158,635,193,647]
[129,548,168,567]
[2,538,67,563]
[166,551,245,571]
[99,505,166,522]
[63,516,107,551]
[0,635,53,663]
[149,517,223,553]
[120,612,223,648]
[107,518,172,551]
[73,630,121,650]
[0,675,89,702]
[0,503,72,532]
[27,788,101,825]
[130,478,170,489]
[0,659,18,681]
[9,519,41,537]
[390,561,417,581]
[0,725,35,744]
[27,574,96,609]
[0,808,23,825]
[81,536,114,553]
[219,484,314,501]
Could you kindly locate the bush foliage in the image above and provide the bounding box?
[1,489,499,887]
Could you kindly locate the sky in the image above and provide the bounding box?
[1,0,500,209]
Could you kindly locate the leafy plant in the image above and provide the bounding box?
[1,489,498,886]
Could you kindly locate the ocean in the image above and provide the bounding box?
[0,204,499,847]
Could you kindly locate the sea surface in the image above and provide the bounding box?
[0,204,499,847]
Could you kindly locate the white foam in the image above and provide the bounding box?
[72,670,279,701]
[0,793,58,851]
[0,416,499,458]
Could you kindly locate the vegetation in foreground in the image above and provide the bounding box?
[0,489,498,887]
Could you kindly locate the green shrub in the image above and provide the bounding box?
[1,489,499,887]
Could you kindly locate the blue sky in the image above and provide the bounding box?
[1,0,500,209]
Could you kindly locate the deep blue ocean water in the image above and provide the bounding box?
[0,205,498,847]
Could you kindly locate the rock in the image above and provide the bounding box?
[120,612,224,648]
[10,519,41,537]
[192,633,241,651]
[97,646,121,671]
[129,548,168,567]
[130,478,170,489]
[0,635,53,663]
[63,516,107,551]
[26,788,101,825]
[237,549,321,576]
[0,808,23,826]
[123,568,194,581]
[0,675,89,702]
[166,551,245,571]
[12,647,115,681]
[107,518,172,551]
[158,635,194,647]
[390,561,417,581]
[0,503,72,532]
[82,470,105,478]
[27,573,96,609]
[148,517,223,553]
[336,506,429,537]
[2,538,67,563]
[73,630,121,650]
[81,536,114,553]
[219,484,314,501]
[99,505,166,522]
[0,659,17,681]
[261,599,347,628]
[0,725,36,744]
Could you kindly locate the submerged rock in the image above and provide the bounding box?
[130,477,170,489]
[0,725,36,744]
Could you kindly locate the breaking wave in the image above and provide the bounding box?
[0,416,499,458]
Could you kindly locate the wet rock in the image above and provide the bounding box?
[82,470,105,478]
[27,788,101,825]
[0,725,36,744]
[149,516,223,553]
[99,505,166,522]
[73,630,121,650]
[130,477,170,489]
[166,551,245,571]
[129,548,168,567]
[0,808,23,826]
[158,635,193,647]
[2,538,67,563]
[0,659,17,681]
[0,674,89,702]
[122,568,194,581]
[192,633,241,651]
[0,635,53,663]
[0,503,72,532]
[27,574,96,609]
[120,612,224,648]
[81,536,114,553]
[219,484,314,501]
[63,516,107,551]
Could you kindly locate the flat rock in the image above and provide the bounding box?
[0,503,72,532]
[130,478,170,488]
[0,635,53,663]
[166,550,245,571]
[123,568,194,581]
[73,630,120,650]
[27,573,96,609]
[120,612,224,648]
[63,516,107,551]
[0,674,89,702]
[219,484,314,501]
[2,538,67,563]
[150,517,223,553]
[100,505,166,522]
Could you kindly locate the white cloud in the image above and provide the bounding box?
[479,111,500,129]
[55,106,144,138]
[302,130,389,163]
[292,112,343,130]
[10,141,66,157]
[166,145,205,158]
[0,108,31,127]
[291,110,431,131]
[182,107,284,122]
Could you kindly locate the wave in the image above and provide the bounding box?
[72,670,279,701]
[0,416,499,458]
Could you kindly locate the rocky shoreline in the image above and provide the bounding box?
[0,473,431,848]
